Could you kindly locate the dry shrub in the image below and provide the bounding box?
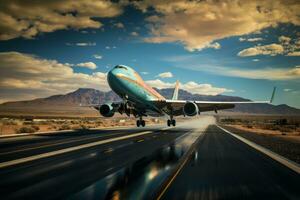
[275,118,288,125]
[81,124,88,129]
[221,118,243,125]
[246,124,253,129]
[3,121,18,125]
[31,125,40,131]
[279,126,294,133]
[17,126,36,133]
[72,125,82,130]
[59,124,71,130]
[23,121,33,125]
[261,124,280,131]
[95,121,103,127]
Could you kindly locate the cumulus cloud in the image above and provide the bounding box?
[131,32,139,36]
[283,37,300,56]
[0,0,122,40]
[105,46,116,49]
[248,38,263,42]
[237,44,284,56]
[136,0,300,51]
[238,36,300,57]
[76,62,97,70]
[114,22,124,29]
[287,51,300,56]
[278,35,292,44]
[66,42,96,46]
[239,37,263,42]
[93,54,103,59]
[76,42,96,47]
[0,52,109,103]
[156,72,173,78]
[146,79,233,95]
[204,66,300,80]
[206,42,221,49]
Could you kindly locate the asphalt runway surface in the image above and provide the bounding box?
[159,125,300,200]
[0,116,299,200]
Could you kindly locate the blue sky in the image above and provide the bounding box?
[0,1,299,108]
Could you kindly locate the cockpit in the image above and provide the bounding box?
[114,65,128,70]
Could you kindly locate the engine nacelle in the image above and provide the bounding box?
[183,102,199,116]
[99,104,115,117]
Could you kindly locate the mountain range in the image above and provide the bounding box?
[1,88,300,115]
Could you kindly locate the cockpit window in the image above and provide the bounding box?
[114,65,127,70]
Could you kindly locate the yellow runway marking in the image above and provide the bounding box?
[156,145,193,200]
[156,128,205,199]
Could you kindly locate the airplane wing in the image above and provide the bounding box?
[153,87,276,116]
[79,102,122,111]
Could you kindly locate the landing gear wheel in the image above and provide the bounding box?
[136,120,140,127]
[141,120,145,127]
[172,119,176,126]
[167,120,171,127]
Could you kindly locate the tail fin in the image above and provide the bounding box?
[172,80,180,100]
[270,86,276,103]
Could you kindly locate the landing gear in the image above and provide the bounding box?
[136,117,145,127]
[167,119,176,127]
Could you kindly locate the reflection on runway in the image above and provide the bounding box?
[1,124,202,199]
[70,130,199,200]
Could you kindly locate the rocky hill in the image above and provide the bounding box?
[1,88,299,115]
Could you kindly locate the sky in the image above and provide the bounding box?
[0,0,299,108]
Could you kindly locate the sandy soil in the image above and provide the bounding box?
[227,124,300,142]
[0,117,163,135]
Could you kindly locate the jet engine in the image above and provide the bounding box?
[183,102,199,116]
[99,104,115,117]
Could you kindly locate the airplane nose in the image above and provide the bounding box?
[107,68,123,92]
[107,68,116,83]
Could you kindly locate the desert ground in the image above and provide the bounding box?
[0,116,165,135]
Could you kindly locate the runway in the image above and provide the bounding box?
[0,116,299,200]
[158,125,300,200]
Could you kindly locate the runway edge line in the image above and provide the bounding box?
[217,125,300,174]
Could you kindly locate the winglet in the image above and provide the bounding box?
[172,80,180,100]
[270,87,276,103]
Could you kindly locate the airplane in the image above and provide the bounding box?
[93,65,276,127]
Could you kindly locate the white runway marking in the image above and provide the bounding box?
[0,129,168,169]
[217,125,300,174]
[0,130,150,156]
